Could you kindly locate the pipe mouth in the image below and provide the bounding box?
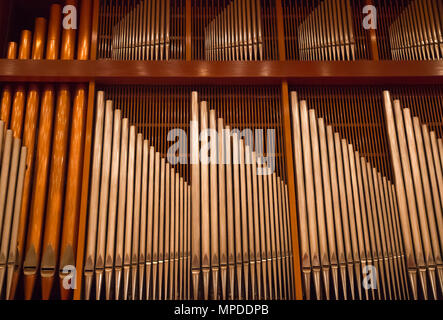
[23,266,37,276]
[83,269,94,276]
[40,267,56,277]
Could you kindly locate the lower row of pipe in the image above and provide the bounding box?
[290,90,443,300]
[1,85,442,300]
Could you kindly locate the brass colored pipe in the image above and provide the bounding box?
[40,85,71,300]
[61,0,78,60]
[59,85,87,300]
[77,0,92,60]
[37,0,80,300]
[18,30,32,60]
[31,18,47,60]
[0,85,12,128]
[60,0,92,299]
[16,86,41,295]
[0,42,17,127]
[23,85,55,300]
[10,30,36,140]
[7,42,17,59]
[46,5,62,60]
[11,5,62,299]
[9,86,26,139]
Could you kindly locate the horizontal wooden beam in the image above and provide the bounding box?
[0,60,442,85]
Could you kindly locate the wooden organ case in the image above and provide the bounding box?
[0,0,442,301]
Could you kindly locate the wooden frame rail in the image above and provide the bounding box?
[0,60,442,85]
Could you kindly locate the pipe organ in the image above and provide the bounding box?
[111,0,172,60]
[291,92,409,300]
[298,0,356,61]
[190,91,294,300]
[83,91,191,300]
[0,0,442,301]
[99,0,185,60]
[384,91,443,300]
[389,0,443,60]
[204,0,264,61]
